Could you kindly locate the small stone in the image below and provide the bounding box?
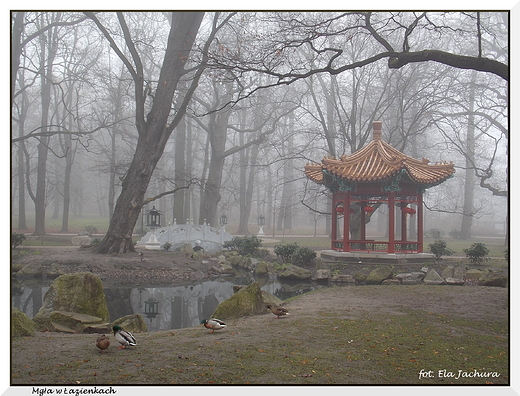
[445,277,465,285]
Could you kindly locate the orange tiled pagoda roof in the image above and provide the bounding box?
[305,121,455,188]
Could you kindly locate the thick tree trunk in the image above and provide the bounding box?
[94,12,204,254]
[33,34,55,236]
[199,82,233,226]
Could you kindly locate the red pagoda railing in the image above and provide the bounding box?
[332,240,421,253]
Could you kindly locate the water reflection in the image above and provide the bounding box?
[12,276,337,331]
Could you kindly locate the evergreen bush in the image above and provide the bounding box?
[428,240,454,260]
[223,235,262,256]
[274,242,317,266]
[11,233,25,249]
[464,242,489,265]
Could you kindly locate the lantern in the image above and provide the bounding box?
[145,206,161,228]
[219,214,228,226]
[336,206,344,213]
[258,214,265,226]
[257,214,265,236]
[403,207,416,215]
[364,205,375,213]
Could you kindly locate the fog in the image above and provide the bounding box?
[11,12,508,245]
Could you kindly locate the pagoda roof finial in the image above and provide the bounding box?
[372,121,383,141]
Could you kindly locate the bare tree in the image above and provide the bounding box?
[86,12,211,253]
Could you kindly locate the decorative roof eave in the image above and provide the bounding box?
[304,121,455,189]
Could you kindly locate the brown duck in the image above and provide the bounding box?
[266,305,290,319]
[95,334,110,353]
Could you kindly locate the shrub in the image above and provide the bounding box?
[426,228,444,239]
[463,242,489,265]
[83,225,97,235]
[291,246,317,266]
[223,235,262,256]
[11,233,25,249]
[162,242,172,252]
[428,240,454,260]
[274,243,317,266]
[274,243,299,263]
[449,229,460,239]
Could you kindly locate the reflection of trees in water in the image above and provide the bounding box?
[12,278,321,330]
[11,281,51,319]
[104,288,134,322]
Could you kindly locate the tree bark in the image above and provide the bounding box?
[94,12,204,254]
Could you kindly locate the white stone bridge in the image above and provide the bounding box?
[135,219,233,253]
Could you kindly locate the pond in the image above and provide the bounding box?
[11,274,339,331]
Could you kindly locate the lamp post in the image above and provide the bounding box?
[219,213,228,231]
[145,206,162,250]
[257,214,265,236]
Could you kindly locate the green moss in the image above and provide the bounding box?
[33,272,109,330]
[11,307,36,337]
[211,282,265,320]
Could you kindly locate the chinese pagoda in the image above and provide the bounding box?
[304,121,454,259]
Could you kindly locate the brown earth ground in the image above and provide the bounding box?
[11,247,510,385]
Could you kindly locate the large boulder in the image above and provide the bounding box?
[278,264,312,280]
[261,290,283,308]
[49,311,110,334]
[478,273,508,288]
[254,262,269,277]
[33,272,109,330]
[11,307,36,337]
[111,314,147,333]
[16,262,64,278]
[211,281,265,320]
[442,265,466,280]
[423,269,445,285]
[365,266,393,285]
[465,269,484,281]
[441,266,454,279]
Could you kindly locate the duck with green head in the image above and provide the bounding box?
[200,318,227,333]
[112,325,137,349]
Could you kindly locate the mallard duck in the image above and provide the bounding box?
[201,318,227,333]
[112,325,137,349]
[266,304,289,319]
[95,334,110,353]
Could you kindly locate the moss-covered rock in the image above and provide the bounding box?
[17,262,64,278]
[33,272,109,330]
[11,307,36,337]
[254,261,269,276]
[478,273,508,288]
[111,314,147,333]
[354,273,368,284]
[49,311,110,333]
[278,264,312,280]
[465,269,484,280]
[365,266,393,285]
[261,290,283,308]
[211,282,265,320]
